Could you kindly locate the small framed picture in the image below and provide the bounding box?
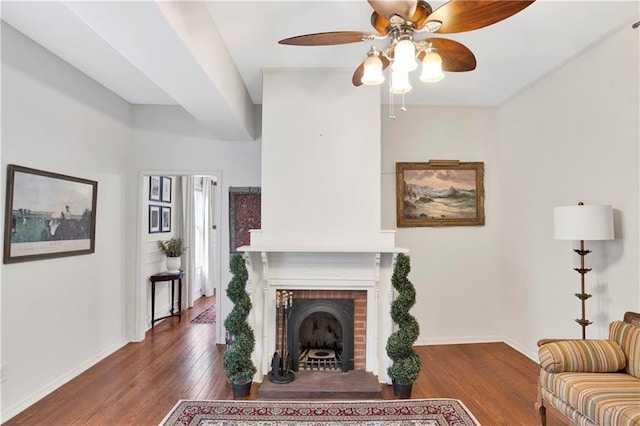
[149,205,161,233]
[161,176,172,203]
[161,206,171,232]
[149,176,161,202]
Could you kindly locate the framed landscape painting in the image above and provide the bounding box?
[396,161,485,227]
[4,164,98,263]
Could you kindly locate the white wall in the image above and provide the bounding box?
[1,23,131,420]
[380,22,639,356]
[381,107,504,344]
[260,69,388,248]
[497,22,639,358]
[0,24,262,420]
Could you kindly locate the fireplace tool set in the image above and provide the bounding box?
[268,290,295,383]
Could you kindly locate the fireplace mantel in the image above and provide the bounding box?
[239,244,407,384]
[237,245,407,254]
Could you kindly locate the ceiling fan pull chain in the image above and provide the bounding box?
[401,93,407,112]
[389,85,396,120]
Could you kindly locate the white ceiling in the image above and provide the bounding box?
[206,0,638,106]
[2,1,639,140]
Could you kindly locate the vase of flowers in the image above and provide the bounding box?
[157,237,186,273]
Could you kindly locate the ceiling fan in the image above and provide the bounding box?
[279,0,535,92]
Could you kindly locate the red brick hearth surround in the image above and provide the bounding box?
[275,289,367,370]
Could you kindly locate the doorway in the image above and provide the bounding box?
[133,170,223,343]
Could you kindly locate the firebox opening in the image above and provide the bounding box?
[299,312,343,371]
[287,299,354,373]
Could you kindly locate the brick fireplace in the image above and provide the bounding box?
[276,290,366,372]
[240,248,403,384]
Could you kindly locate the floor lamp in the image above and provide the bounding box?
[553,202,614,339]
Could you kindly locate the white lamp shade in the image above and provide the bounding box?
[553,204,614,240]
[361,55,385,85]
[419,51,444,83]
[389,69,411,94]
[392,39,417,72]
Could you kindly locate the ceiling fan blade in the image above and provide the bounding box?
[279,31,371,46]
[412,0,433,29]
[367,0,417,20]
[426,0,535,34]
[352,56,391,87]
[418,38,476,72]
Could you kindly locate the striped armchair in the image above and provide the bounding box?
[536,312,640,426]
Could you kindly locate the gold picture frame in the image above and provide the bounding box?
[396,160,485,227]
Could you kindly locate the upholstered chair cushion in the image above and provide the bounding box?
[539,340,626,373]
[609,320,640,378]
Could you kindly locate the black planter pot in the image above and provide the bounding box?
[392,381,413,399]
[232,381,252,398]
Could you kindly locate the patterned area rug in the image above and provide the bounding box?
[190,305,215,324]
[229,187,261,253]
[160,399,480,425]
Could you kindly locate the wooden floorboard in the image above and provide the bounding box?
[4,295,570,425]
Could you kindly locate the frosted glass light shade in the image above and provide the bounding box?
[553,204,614,240]
[392,39,417,72]
[420,51,444,83]
[389,69,411,94]
[361,55,385,85]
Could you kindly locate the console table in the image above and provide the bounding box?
[150,271,184,328]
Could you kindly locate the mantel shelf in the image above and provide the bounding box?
[236,246,408,254]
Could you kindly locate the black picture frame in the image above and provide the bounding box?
[4,164,98,264]
[161,176,172,203]
[161,206,171,232]
[149,205,161,233]
[149,176,161,202]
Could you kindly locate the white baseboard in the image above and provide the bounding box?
[415,335,503,346]
[1,338,128,423]
[414,335,539,364]
[503,337,538,362]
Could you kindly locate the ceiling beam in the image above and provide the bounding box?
[62,0,257,141]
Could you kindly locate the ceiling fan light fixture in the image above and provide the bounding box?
[420,48,444,83]
[390,69,412,94]
[361,55,385,85]
[424,20,442,33]
[391,39,417,72]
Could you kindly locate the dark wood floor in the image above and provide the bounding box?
[4,296,569,425]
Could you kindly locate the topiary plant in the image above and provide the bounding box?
[386,253,422,385]
[223,254,257,384]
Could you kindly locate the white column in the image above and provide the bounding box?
[244,251,265,381]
